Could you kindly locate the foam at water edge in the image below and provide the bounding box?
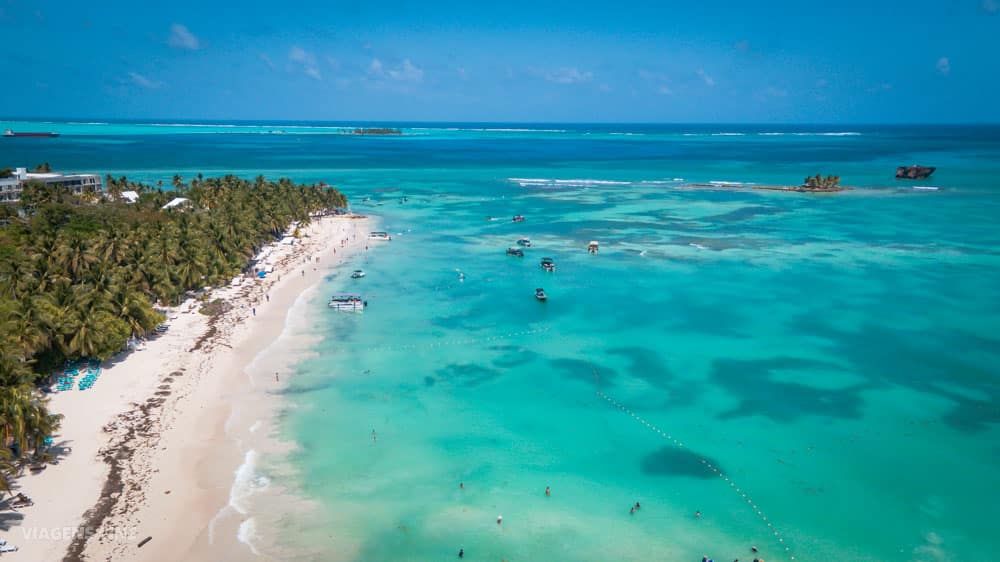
[230,450,270,515]
[237,518,261,556]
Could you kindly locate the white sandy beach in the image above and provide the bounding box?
[6,214,372,561]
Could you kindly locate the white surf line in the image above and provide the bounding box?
[597,390,797,561]
[363,326,551,353]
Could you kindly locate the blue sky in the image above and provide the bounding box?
[1,0,997,123]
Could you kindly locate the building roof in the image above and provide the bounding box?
[162,197,190,209]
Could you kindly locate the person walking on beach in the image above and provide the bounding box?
[252,307,256,316]
[275,372,279,382]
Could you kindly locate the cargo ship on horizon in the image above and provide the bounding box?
[3,129,60,138]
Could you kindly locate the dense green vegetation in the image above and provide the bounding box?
[0,174,346,480]
[802,174,842,189]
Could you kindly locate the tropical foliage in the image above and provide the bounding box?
[0,173,345,480]
[802,174,841,189]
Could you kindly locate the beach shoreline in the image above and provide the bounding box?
[7,214,372,561]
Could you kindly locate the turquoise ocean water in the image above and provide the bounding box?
[3,121,999,561]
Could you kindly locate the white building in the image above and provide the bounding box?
[0,167,103,203]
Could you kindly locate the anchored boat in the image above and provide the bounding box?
[588,241,599,254]
[535,288,548,301]
[506,247,525,257]
[3,129,60,138]
[368,231,391,241]
[350,269,366,278]
[329,294,366,311]
[512,215,526,223]
[540,257,555,272]
[516,237,532,247]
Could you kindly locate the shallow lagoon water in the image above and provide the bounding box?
[4,122,999,561]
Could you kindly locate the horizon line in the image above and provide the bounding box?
[3,116,1000,127]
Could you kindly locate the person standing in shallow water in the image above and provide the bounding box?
[545,486,550,496]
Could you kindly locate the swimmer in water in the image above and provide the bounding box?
[458,548,464,558]
[460,482,464,489]
[751,546,758,553]
[695,510,701,518]
[635,502,641,510]
[630,507,635,514]
[545,486,550,496]
[497,515,502,525]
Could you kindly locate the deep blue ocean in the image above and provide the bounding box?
[3,120,999,561]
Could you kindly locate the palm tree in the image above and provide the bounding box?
[57,237,97,280]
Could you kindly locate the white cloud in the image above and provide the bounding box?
[289,46,310,63]
[457,67,468,80]
[389,59,424,81]
[543,67,593,84]
[936,56,951,75]
[599,83,612,92]
[168,24,199,50]
[289,46,321,80]
[765,87,788,97]
[367,58,424,82]
[734,39,750,52]
[259,54,275,70]
[657,85,673,95]
[983,0,998,13]
[696,68,715,87]
[128,72,161,89]
[867,82,893,93]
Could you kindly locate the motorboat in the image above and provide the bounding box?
[328,294,366,311]
[512,215,525,223]
[588,240,599,254]
[535,288,548,301]
[351,269,365,278]
[516,237,532,247]
[368,231,391,241]
[540,257,555,272]
[506,247,524,257]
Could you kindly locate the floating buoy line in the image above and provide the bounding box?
[597,390,796,561]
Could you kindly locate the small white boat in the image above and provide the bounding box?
[351,269,365,278]
[368,231,391,241]
[588,241,599,254]
[329,294,366,311]
[540,257,555,271]
[516,237,532,247]
[512,215,525,223]
[535,288,548,301]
